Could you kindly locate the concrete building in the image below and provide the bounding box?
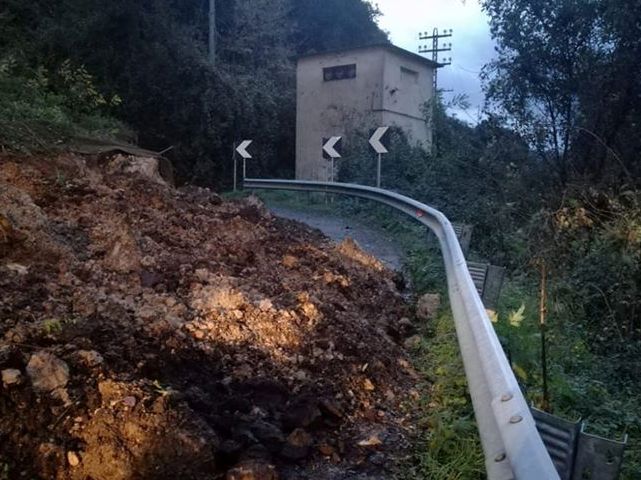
[295,44,439,181]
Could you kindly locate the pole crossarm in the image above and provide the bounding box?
[244,178,560,480]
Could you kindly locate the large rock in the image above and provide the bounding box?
[1,368,22,386]
[26,351,70,403]
[107,154,168,186]
[0,181,47,237]
[416,293,441,321]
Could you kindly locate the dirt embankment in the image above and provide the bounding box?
[0,153,422,479]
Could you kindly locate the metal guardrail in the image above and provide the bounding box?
[245,178,560,480]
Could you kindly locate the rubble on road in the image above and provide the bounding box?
[0,153,422,479]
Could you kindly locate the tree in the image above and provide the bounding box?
[481,0,600,185]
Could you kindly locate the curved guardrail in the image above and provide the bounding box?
[244,178,560,480]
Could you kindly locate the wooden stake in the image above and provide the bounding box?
[539,260,550,411]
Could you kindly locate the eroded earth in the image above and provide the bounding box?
[0,153,422,479]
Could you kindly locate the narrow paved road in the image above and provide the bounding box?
[269,206,404,271]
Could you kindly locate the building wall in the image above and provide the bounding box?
[296,48,385,180]
[379,50,433,148]
[296,46,433,180]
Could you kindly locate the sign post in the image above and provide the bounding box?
[369,127,390,188]
[322,136,343,182]
[235,140,253,185]
[232,142,237,192]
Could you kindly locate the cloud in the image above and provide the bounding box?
[373,0,496,121]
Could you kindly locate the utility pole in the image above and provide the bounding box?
[419,28,453,154]
[209,0,216,65]
[418,28,453,92]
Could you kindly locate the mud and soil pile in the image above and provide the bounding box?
[0,153,421,479]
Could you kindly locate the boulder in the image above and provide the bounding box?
[416,293,441,321]
[26,351,70,403]
[1,368,22,386]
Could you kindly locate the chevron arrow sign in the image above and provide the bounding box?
[369,127,390,154]
[236,140,253,159]
[322,136,342,159]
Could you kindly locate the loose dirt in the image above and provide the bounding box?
[0,153,422,479]
[267,207,404,271]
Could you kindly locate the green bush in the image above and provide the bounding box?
[0,56,124,152]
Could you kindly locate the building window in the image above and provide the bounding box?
[401,66,419,84]
[323,64,357,82]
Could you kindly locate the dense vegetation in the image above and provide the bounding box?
[0,0,386,181]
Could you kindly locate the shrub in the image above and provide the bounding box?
[0,56,124,152]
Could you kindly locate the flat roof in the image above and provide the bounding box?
[297,43,442,68]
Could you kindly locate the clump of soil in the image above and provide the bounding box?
[0,153,421,479]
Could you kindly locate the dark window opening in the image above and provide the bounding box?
[323,64,357,82]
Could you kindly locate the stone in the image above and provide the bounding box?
[226,460,278,480]
[397,317,417,335]
[318,443,335,456]
[140,271,164,288]
[26,351,69,398]
[282,400,321,429]
[122,156,167,186]
[403,335,422,350]
[318,398,344,419]
[1,368,22,386]
[0,345,10,364]
[282,255,298,269]
[76,350,104,368]
[357,434,383,447]
[416,293,441,321]
[258,299,273,312]
[363,378,375,391]
[67,451,80,467]
[250,420,285,448]
[280,428,312,460]
[5,263,28,275]
[368,452,387,466]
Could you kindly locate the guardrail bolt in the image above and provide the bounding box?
[494,453,506,462]
[509,415,523,424]
[501,393,513,402]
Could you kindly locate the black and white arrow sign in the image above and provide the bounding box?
[322,136,342,159]
[369,127,390,154]
[236,140,253,159]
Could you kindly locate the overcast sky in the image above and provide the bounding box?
[374,0,496,123]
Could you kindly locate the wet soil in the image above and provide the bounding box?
[267,207,404,272]
[0,153,422,479]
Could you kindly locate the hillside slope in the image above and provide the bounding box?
[0,154,420,479]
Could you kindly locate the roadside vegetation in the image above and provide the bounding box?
[0,58,125,152]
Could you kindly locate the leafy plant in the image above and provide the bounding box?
[0,57,124,152]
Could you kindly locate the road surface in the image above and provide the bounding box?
[269,206,404,271]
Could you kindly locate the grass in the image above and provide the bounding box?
[407,310,485,480]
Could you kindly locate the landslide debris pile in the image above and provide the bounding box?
[0,154,420,480]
